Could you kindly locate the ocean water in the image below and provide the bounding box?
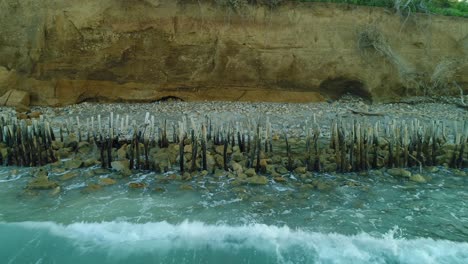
[0,166,467,264]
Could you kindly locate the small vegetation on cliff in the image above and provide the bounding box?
[357,25,466,98]
[300,0,468,17]
[216,0,468,17]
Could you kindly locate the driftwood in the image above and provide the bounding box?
[347,108,385,116]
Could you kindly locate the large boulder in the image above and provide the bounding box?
[111,159,132,176]
[246,175,269,185]
[0,89,30,111]
[27,169,59,190]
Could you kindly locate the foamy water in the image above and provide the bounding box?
[0,166,467,263]
[2,221,468,264]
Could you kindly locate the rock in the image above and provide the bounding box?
[64,159,83,170]
[154,187,166,192]
[232,187,247,193]
[237,173,248,179]
[184,144,192,153]
[27,179,59,190]
[276,166,289,175]
[99,178,117,185]
[316,181,333,191]
[373,170,384,176]
[77,142,91,153]
[265,164,276,175]
[0,89,30,108]
[259,159,268,168]
[271,155,282,164]
[179,184,194,191]
[111,159,129,171]
[214,154,224,167]
[27,170,59,190]
[345,181,361,187]
[111,159,132,176]
[231,152,244,162]
[64,133,78,149]
[57,148,72,159]
[323,163,337,172]
[274,176,287,183]
[245,168,256,177]
[83,170,95,178]
[49,186,61,196]
[230,178,245,186]
[246,175,268,185]
[231,161,243,174]
[35,168,49,178]
[83,158,98,167]
[300,183,315,190]
[182,172,192,181]
[51,141,64,150]
[16,112,28,119]
[60,171,79,181]
[294,167,307,174]
[82,184,101,193]
[409,174,427,183]
[152,151,171,172]
[116,145,127,160]
[358,171,369,177]
[425,166,439,173]
[167,174,182,181]
[453,170,466,177]
[15,104,30,113]
[0,146,7,160]
[93,168,110,175]
[387,168,411,178]
[207,154,216,169]
[215,145,231,155]
[214,169,226,178]
[129,182,147,189]
[293,159,304,168]
[271,171,282,178]
[51,167,66,174]
[28,111,42,119]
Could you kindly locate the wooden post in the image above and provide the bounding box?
[223,134,229,171]
[179,121,185,173]
[201,124,207,171]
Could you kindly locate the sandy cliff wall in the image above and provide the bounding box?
[0,0,467,105]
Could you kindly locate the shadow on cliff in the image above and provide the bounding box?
[319,77,372,102]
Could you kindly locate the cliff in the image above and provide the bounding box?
[0,0,467,105]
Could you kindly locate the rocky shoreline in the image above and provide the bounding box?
[0,98,467,194]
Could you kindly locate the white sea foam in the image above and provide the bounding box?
[3,221,468,264]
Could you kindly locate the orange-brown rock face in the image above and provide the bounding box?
[0,0,466,105]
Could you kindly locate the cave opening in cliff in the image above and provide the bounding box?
[319,77,372,101]
[155,96,184,102]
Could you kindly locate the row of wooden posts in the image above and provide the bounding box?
[0,113,466,172]
[0,116,57,167]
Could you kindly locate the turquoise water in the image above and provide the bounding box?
[1,166,467,263]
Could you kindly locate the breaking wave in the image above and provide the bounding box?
[1,221,467,264]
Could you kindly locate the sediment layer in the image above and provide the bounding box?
[0,1,467,105]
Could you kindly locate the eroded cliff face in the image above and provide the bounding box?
[0,0,467,105]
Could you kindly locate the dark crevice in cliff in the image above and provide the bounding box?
[319,77,372,101]
[155,96,184,102]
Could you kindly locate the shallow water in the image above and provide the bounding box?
[0,166,467,263]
